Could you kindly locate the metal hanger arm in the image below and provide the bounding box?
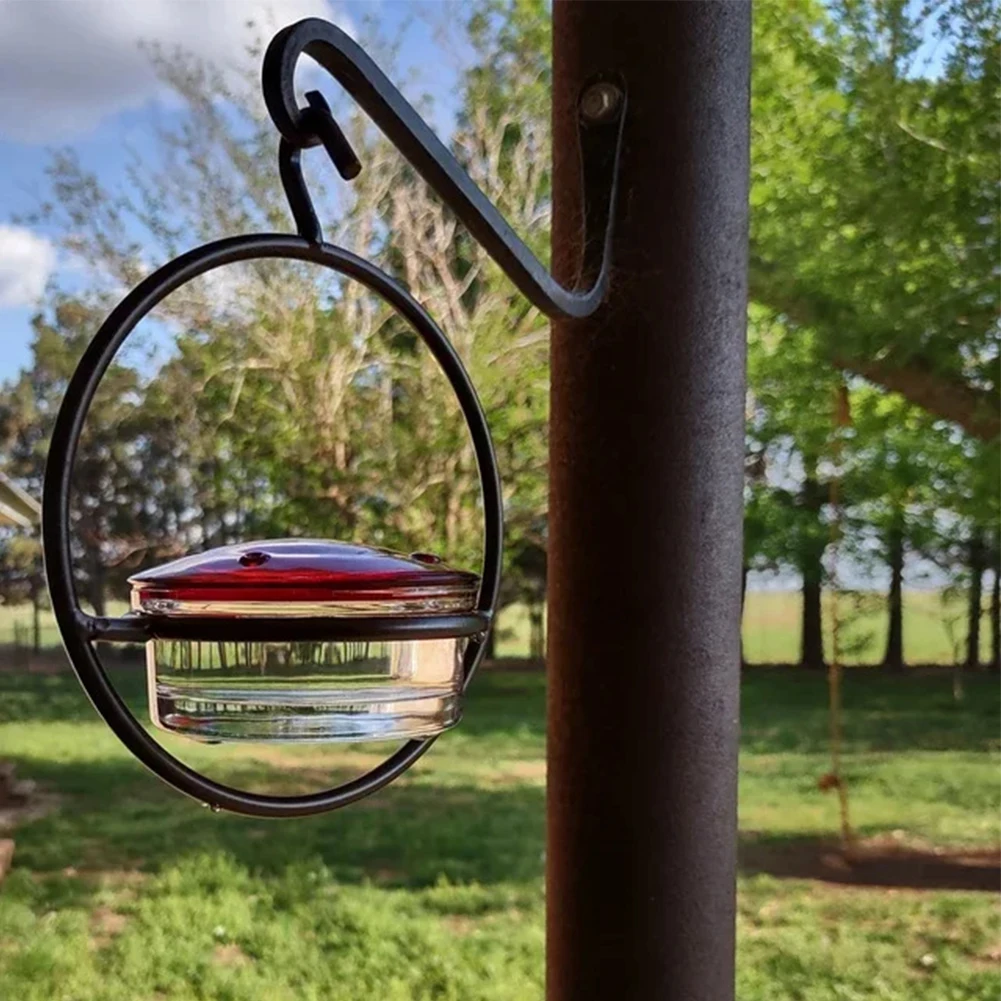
[262,18,625,319]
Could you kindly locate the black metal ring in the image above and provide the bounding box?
[83,611,492,645]
[42,233,503,818]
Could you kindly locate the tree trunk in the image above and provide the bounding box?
[529,602,545,660]
[990,530,1000,673]
[966,534,985,670]
[87,550,106,617]
[799,475,825,669]
[748,255,1000,442]
[31,580,41,655]
[802,574,824,669]
[740,564,749,667]
[835,354,1000,443]
[881,518,905,671]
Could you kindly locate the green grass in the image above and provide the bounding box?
[0,661,997,1000]
[492,589,993,665]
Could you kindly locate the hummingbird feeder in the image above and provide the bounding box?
[42,17,625,817]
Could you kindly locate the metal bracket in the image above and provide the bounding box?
[262,18,626,319]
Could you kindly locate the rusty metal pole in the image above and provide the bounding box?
[547,4,751,1000]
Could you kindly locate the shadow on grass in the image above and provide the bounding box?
[4,754,997,927]
[4,754,545,887]
[739,668,1001,754]
[740,832,1001,892]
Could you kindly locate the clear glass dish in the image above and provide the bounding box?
[129,540,479,743]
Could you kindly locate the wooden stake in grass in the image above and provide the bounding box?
[939,585,967,702]
[820,380,855,850]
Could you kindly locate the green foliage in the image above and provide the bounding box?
[0,531,43,608]
[746,307,840,574]
[751,0,1000,439]
[2,6,558,599]
[0,300,175,610]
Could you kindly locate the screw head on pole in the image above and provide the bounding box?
[579,81,623,124]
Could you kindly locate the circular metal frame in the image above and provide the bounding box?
[42,233,503,818]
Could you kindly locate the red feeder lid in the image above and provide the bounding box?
[128,539,479,618]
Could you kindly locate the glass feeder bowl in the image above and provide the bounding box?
[128,539,480,744]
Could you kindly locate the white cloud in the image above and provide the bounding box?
[0,226,56,307]
[0,0,352,142]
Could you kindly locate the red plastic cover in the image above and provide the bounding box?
[128,539,479,616]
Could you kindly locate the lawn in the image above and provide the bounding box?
[0,661,998,1000]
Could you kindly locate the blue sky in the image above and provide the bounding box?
[0,0,470,382]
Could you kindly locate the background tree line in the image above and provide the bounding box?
[0,0,997,668]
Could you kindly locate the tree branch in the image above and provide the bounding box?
[833,354,999,442]
[749,256,1000,441]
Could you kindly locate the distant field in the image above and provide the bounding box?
[741,590,993,666]
[0,590,992,666]
[494,590,992,665]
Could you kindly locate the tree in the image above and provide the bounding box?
[990,524,1000,672]
[957,440,1000,668]
[942,434,997,668]
[0,530,45,653]
[18,9,554,608]
[751,0,1000,440]
[843,389,955,669]
[0,300,172,612]
[747,308,842,668]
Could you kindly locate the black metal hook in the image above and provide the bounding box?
[278,91,362,244]
[262,18,626,319]
[303,90,361,181]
